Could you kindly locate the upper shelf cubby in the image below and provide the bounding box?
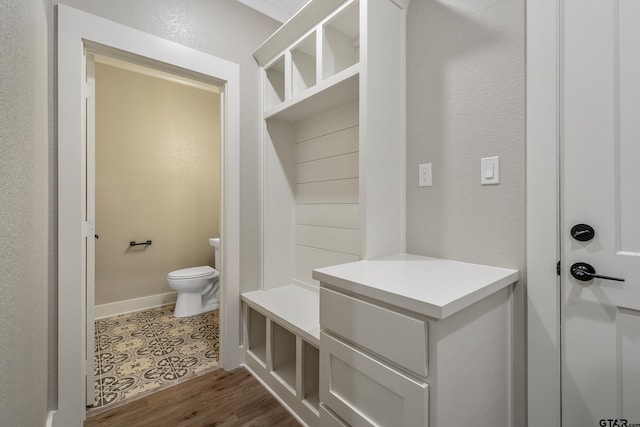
[322,0,359,80]
[265,56,286,110]
[291,32,317,97]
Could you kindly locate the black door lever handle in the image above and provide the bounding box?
[570,262,625,282]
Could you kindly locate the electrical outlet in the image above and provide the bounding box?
[419,163,432,187]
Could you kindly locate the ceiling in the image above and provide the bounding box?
[237,0,309,23]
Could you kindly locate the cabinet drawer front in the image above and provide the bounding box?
[320,332,429,427]
[320,287,428,377]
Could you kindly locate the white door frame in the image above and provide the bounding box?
[527,0,562,425]
[56,6,241,426]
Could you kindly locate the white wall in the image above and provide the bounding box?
[0,0,50,425]
[405,0,526,425]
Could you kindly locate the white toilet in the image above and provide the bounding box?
[167,237,221,317]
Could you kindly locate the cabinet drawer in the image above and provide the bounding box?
[320,287,428,377]
[320,332,429,427]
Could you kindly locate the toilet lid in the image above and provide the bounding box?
[167,265,218,280]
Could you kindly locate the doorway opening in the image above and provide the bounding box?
[57,6,241,426]
[88,53,223,411]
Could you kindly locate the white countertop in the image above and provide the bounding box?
[312,254,519,320]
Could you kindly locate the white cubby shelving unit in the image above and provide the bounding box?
[242,0,409,425]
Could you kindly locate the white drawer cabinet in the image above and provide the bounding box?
[320,287,428,377]
[320,332,429,427]
[314,255,519,427]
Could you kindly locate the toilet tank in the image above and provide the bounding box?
[209,238,220,270]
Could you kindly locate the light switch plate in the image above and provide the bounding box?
[419,163,432,187]
[481,156,500,185]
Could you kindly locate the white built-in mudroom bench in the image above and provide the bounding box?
[242,285,321,426]
[242,255,518,427]
[241,0,520,425]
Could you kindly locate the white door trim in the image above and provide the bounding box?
[526,0,562,426]
[56,6,241,426]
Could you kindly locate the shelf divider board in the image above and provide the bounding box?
[296,336,304,400]
[266,317,273,372]
[303,341,320,414]
[315,26,323,95]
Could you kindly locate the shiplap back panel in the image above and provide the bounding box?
[296,126,358,162]
[295,246,360,286]
[296,179,358,204]
[263,120,297,290]
[297,204,359,229]
[294,103,360,287]
[296,225,360,254]
[296,152,358,183]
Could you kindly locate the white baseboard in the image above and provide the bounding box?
[95,291,178,319]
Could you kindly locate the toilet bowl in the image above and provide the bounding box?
[168,266,219,317]
[167,237,222,317]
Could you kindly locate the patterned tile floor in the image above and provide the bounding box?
[92,304,219,409]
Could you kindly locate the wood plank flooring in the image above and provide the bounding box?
[85,367,301,427]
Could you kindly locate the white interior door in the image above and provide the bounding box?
[562,1,640,425]
[84,52,96,407]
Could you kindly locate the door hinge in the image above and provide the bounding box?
[83,221,95,238]
[84,80,95,99]
[556,260,561,276]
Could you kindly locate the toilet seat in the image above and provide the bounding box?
[167,265,218,280]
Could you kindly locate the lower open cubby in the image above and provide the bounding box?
[272,322,297,393]
[247,307,267,366]
[242,285,320,426]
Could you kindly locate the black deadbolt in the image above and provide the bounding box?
[571,224,595,242]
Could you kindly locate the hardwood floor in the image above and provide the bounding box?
[85,367,301,427]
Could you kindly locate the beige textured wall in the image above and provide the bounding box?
[95,63,220,305]
[405,0,526,425]
[0,0,50,424]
